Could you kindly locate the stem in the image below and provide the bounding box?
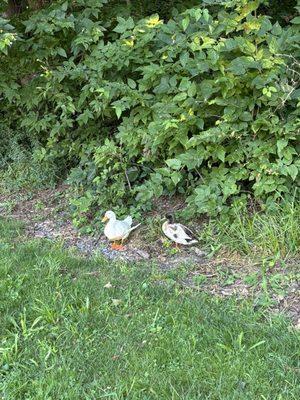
[125,169,132,191]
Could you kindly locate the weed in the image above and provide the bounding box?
[142,216,164,244]
[34,200,45,211]
[200,200,300,259]
[192,274,208,286]
[0,201,16,214]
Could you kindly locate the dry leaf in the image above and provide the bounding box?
[104,282,113,289]
[112,299,122,306]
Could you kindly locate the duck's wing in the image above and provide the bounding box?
[108,220,132,240]
[172,223,198,241]
[178,224,198,240]
[123,216,133,227]
[174,224,198,245]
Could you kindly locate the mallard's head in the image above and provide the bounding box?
[165,213,175,224]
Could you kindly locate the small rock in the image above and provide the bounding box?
[136,249,150,259]
[240,286,249,296]
[112,299,122,306]
[192,247,206,257]
[220,287,235,296]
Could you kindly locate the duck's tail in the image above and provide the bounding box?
[187,239,198,245]
[128,223,141,233]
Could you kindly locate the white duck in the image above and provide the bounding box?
[162,213,198,247]
[102,210,140,251]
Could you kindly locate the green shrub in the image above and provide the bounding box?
[0,0,299,221]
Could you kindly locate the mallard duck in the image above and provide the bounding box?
[162,213,198,247]
[102,210,140,251]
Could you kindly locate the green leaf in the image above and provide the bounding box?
[113,17,134,34]
[271,22,282,36]
[194,9,202,22]
[182,16,190,31]
[240,112,252,122]
[202,9,209,22]
[237,1,260,21]
[290,17,300,24]
[216,147,226,162]
[223,182,238,199]
[200,81,215,99]
[188,82,197,97]
[61,1,68,12]
[166,159,182,170]
[127,78,136,89]
[171,171,181,185]
[286,165,298,181]
[173,92,187,102]
[269,38,279,54]
[228,60,246,75]
[277,139,288,155]
[114,106,122,119]
[179,77,190,91]
[57,47,67,57]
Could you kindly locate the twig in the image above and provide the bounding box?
[195,168,204,182]
[83,271,100,276]
[283,85,298,105]
[275,53,300,78]
[275,53,300,64]
[275,84,299,112]
[284,65,300,78]
[125,169,132,191]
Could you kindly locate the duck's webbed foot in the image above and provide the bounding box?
[172,242,181,251]
[111,242,126,251]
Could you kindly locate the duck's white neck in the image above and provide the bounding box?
[162,221,169,230]
[107,215,116,223]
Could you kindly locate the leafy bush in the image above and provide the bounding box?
[0,0,299,222]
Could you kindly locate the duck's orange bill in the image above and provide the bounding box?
[102,216,108,222]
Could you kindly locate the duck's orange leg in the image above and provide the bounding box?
[172,242,181,251]
[111,241,126,251]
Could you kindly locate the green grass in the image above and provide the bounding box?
[0,218,299,399]
[200,200,300,259]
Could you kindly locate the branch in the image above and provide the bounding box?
[125,169,132,190]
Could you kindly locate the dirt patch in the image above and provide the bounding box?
[0,186,299,326]
[0,186,208,266]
